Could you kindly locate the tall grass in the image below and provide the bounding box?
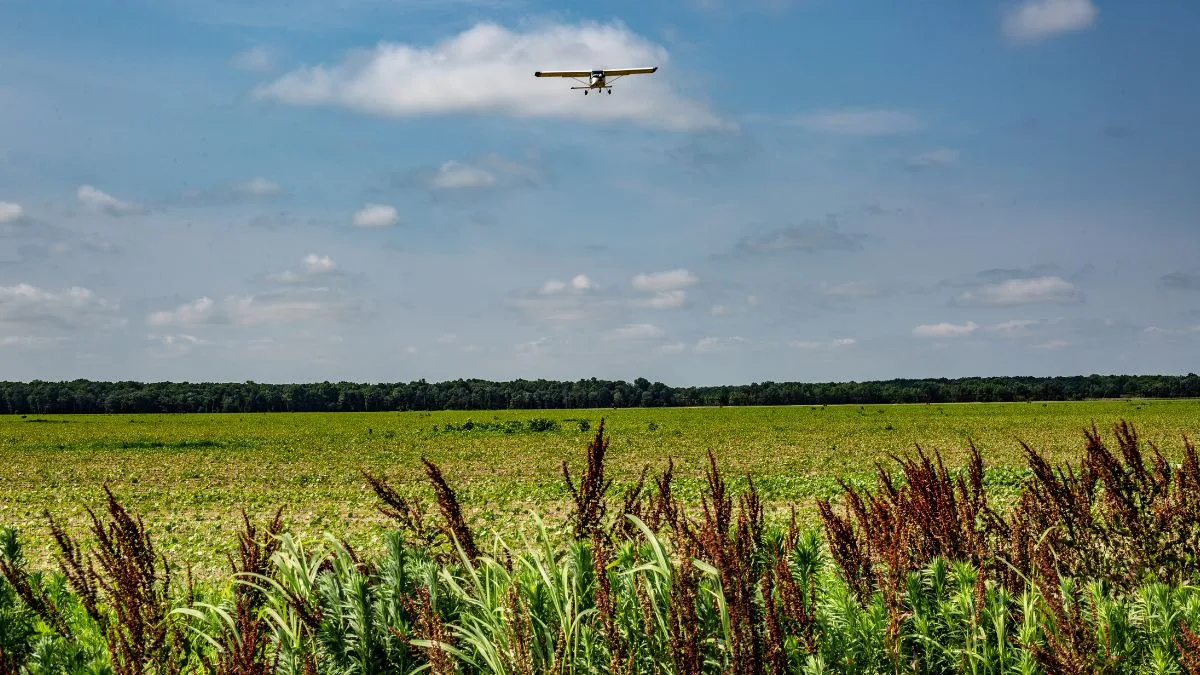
[2,419,1200,673]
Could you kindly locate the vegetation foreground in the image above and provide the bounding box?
[3,419,1200,673]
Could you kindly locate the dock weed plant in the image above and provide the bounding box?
[2,417,1200,672]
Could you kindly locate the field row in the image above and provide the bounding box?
[3,398,1198,579]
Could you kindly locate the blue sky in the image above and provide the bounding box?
[1,0,1198,386]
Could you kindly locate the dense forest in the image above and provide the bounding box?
[1,374,1198,414]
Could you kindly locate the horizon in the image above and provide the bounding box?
[2,0,1199,386]
[4,371,1197,389]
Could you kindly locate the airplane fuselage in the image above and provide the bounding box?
[589,70,606,88]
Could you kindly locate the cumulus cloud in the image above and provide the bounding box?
[510,279,625,325]
[430,161,497,189]
[632,269,697,292]
[268,253,338,283]
[1002,0,1097,43]
[401,153,542,192]
[0,201,23,223]
[634,290,687,310]
[629,269,696,310]
[254,21,731,132]
[353,203,398,227]
[146,333,211,355]
[955,276,1081,306]
[539,279,568,294]
[988,319,1041,337]
[148,289,364,327]
[0,283,121,330]
[913,321,979,338]
[230,45,279,72]
[791,108,921,136]
[659,341,687,354]
[538,274,594,295]
[694,336,748,353]
[515,270,692,325]
[736,220,867,255]
[77,185,146,216]
[303,253,336,274]
[233,177,283,196]
[148,297,218,326]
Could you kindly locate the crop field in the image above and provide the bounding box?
[3,398,1199,580]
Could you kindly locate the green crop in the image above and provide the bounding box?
[1,399,1198,581]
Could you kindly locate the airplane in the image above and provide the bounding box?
[533,66,658,94]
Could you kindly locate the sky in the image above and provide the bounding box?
[1,0,1198,386]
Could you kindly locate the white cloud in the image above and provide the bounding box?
[353,203,398,227]
[302,253,336,274]
[694,336,748,353]
[0,201,23,223]
[147,289,363,327]
[234,177,283,196]
[634,290,687,310]
[270,253,337,283]
[1143,325,1200,338]
[746,295,759,306]
[711,304,731,316]
[230,45,279,72]
[0,283,121,329]
[147,333,211,355]
[540,280,568,295]
[1003,0,1097,43]
[789,338,856,349]
[511,290,622,325]
[430,161,497,189]
[538,274,592,295]
[148,297,218,327]
[632,269,697,292]
[792,108,921,136]
[660,341,687,354]
[1033,339,1071,350]
[77,185,145,216]
[956,276,1080,306]
[629,270,695,310]
[913,321,979,338]
[610,323,664,340]
[1,335,68,348]
[255,20,731,132]
[989,319,1040,337]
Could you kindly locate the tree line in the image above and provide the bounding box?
[1,374,1198,414]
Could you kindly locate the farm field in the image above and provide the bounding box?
[3,398,1199,580]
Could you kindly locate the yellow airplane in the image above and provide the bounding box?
[533,66,658,94]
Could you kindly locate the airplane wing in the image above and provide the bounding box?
[533,70,591,77]
[603,67,658,76]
